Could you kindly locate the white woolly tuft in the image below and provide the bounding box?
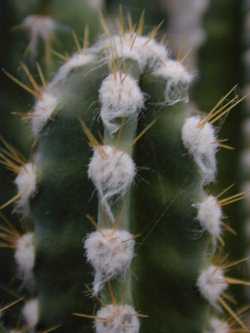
[196,195,222,241]
[85,229,135,294]
[96,33,168,71]
[153,59,192,105]
[14,163,37,217]
[32,91,58,136]
[242,182,250,205]
[182,116,218,184]
[95,304,140,333]
[15,233,35,284]
[207,318,230,333]
[197,265,228,308]
[242,118,250,142]
[52,52,96,82]
[99,71,144,134]
[22,16,57,57]
[163,0,209,59]
[22,299,39,329]
[86,0,104,9]
[240,149,250,170]
[88,145,136,222]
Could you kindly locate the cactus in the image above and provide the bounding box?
[0,0,103,314]
[194,1,246,311]
[1,8,250,333]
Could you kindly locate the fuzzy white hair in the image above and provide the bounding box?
[196,195,222,242]
[15,232,35,285]
[22,298,39,329]
[240,149,250,171]
[85,229,135,294]
[206,318,230,333]
[95,33,168,71]
[197,265,228,308]
[88,145,136,222]
[32,91,58,137]
[153,59,192,105]
[182,116,218,184]
[95,304,140,333]
[22,16,57,57]
[14,163,37,217]
[99,71,144,134]
[52,52,96,83]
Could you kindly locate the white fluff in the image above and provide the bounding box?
[153,59,192,105]
[96,33,168,71]
[163,0,209,57]
[15,233,35,284]
[52,52,96,82]
[242,118,250,142]
[22,15,57,57]
[14,163,37,217]
[99,72,144,134]
[182,116,218,184]
[32,91,58,136]
[22,299,39,329]
[240,149,250,170]
[86,0,104,9]
[197,265,228,308]
[88,145,136,222]
[206,318,230,333]
[85,229,135,294]
[196,195,222,241]
[244,85,250,109]
[95,304,140,333]
[242,182,250,205]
